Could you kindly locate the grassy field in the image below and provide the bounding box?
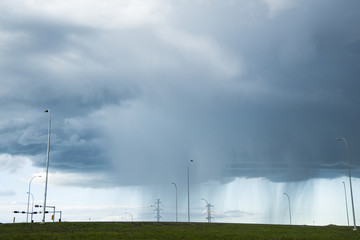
[0,222,359,240]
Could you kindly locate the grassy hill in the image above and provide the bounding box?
[0,222,358,240]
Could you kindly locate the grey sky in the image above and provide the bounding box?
[1,0,360,188]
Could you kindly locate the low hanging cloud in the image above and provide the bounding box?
[0,190,16,197]
[0,0,360,187]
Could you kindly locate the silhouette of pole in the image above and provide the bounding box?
[26,175,41,223]
[337,137,356,230]
[172,183,178,222]
[42,109,51,223]
[283,193,292,225]
[343,181,350,226]
[26,192,34,223]
[125,212,133,222]
[187,159,194,222]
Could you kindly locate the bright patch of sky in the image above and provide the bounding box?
[0,160,356,225]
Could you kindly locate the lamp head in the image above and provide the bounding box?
[44,109,49,113]
[336,137,341,141]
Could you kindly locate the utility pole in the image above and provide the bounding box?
[337,137,357,230]
[187,159,194,222]
[151,199,162,222]
[42,109,51,223]
[125,212,133,222]
[172,183,178,222]
[343,182,350,226]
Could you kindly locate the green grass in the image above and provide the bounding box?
[0,222,359,240]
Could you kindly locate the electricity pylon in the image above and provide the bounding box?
[151,199,162,222]
[201,198,214,223]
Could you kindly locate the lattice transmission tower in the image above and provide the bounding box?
[151,199,162,222]
[202,198,214,223]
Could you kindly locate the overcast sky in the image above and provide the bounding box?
[1,0,360,224]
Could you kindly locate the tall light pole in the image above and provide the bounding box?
[42,109,51,223]
[125,212,133,222]
[283,192,292,225]
[187,159,194,222]
[172,182,178,222]
[337,137,357,230]
[343,181,350,226]
[27,192,35,223]
[26,175,41,223]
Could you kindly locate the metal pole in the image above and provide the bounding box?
[125,212,133,222]
[42,109,51,223]
[27,176,40,223]
[27,192,35,223]
[337,137,357,230]
[343,181,350,226]
[53,206,56,223]
[187,160,193,222]
[30,193,34,223]
[283,193,292,225]
[172,183,178,222]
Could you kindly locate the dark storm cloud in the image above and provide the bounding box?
[0,0,360,186]
[0,7,140,169]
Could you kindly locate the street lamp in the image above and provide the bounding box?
[337,137,357,230]
[283,193,292,225]
[172,183,178,222]
[27,192,35,223]
[201,198,209,206]
[343,181,350,226]
[26,175,41,223]
[125,212,133,222]
[42,109,51,223]
[187,159,194,222]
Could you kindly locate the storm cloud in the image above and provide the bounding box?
[1,0,360,187]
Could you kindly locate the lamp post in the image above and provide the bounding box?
[26,192,35,223]
[187,159,194,222]
[337,137,357,230]
[343,181,350,226]
[202,198,209,208]
[42,109,51,223]
[283,192,292,225]
[125,212,133,222]
[26,175,41,223]
[172,182,178,222]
